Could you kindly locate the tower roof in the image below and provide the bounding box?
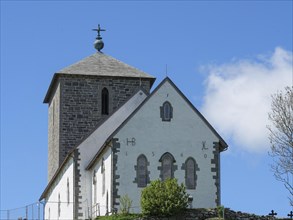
[57,52,154,78]
[44,52,156,103]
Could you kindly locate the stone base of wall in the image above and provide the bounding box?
[139,208,286,220]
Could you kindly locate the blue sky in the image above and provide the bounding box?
[1,1,292,219]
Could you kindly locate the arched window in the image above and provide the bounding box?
[185,158,196,189]
[102,88,109,115]
[93,170,97,205]
[137,155,148,187]
[106,191,109,215]
[67,178,70,205]
[101,158,105,195]
[159,152,176,181]
[160,101,173,121]
[58,193,61,218]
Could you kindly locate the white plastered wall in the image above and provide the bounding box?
[114,80,220,213]
[44,157,74,220]
[77,90,147,218]
[90,146,112,217]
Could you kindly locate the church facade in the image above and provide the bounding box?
[40,35,228,220]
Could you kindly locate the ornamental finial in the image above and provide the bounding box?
[93,24,106,52]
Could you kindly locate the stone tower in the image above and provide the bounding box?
[44,51,155,181]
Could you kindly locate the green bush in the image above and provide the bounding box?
[217,205,224,218]
[96,213,141,220]
[141,178,188,217]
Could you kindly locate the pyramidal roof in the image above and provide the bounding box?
[44,52,155,103]
[58,52,154,78]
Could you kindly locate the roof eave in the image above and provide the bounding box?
[39,151,74,201]
[43,73,155,104]
[43,73,59,103]
[219,140,229,152]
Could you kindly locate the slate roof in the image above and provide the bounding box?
[43,52,155,103]
[57,52,155,78]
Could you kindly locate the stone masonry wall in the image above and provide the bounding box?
[48,82,61,181]
[48,74,151,181]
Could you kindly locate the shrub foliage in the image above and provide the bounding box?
[141,178,188,216]
[96,213,141,220]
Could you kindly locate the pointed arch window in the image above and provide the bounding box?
[137,154,148,187]
[160,101,173,121]
[106,191,109,215]
[67,178,70,205]
[93,170,97,205]
[185,158,196,189]
[102,88,109,115]
[101,158,105,195]
[159,152,176,181]
[58,193,61,217]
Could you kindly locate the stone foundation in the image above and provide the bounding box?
[139,208,287,220]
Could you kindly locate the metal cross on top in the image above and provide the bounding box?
[268,210,277,218]
[288,211,293,219]
[93,24,106,40]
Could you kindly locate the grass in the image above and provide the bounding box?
[96,213,143,220]
[96,214,224,220]
[205,218,224,220]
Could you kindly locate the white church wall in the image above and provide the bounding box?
[76,90,147,218]
[44,157,74,220]
[114,80,220,213]
[91,146,112,217]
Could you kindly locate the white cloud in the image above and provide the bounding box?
[200,47,292,153]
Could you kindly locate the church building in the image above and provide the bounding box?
[39,26,228,220]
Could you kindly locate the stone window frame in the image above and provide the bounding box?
[158,152,177,181]
[134,154,150,188]
[160,101,173,121]
[101,87,109,115]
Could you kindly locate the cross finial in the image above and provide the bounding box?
[288,211,293,219]
[268,210,277,218]
[93,24,106,40]
[92,24,106,52]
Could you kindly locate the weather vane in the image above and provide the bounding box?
[93,24,106,52]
